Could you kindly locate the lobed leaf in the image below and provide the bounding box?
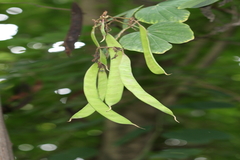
[135,4,190,24]
[148,22,194,44]
[178,0,219,9]
[158,0,219,9]
[119,22,194,54]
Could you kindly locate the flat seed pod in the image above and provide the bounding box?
[139,24,168,75]
[84,63,139,127]
[68,104,95,121]
[119,54,178,122]
[105,34,124,108]
[98,69,108,100]
[69,69,107,121]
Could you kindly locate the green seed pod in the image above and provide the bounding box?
[139,24,168,75]
[98,69,108,100]
[84,63,139,127]
[68,104,95,121]
[119,54,178,122]
[105,34,124,109]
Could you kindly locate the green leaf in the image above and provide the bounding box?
[114,5,143,18]
[148,22,194,44]
[135,4,190,24]
[150,148,202,159]
[119,22,194,54]
[178,0,219,9]
[48,147,97,160]
[115,126,153,146]
[120,31,171,54]
[171,101,234,109]
[163,129,230,144]
[158,0,219,9]
[121,5,144,29]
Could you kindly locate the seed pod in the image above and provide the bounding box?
[97,69,108,100]
[139,24,168,75]
[68,104,95,121]
[84,63,139,127]
[104,34,124,109]
[119,53,178,122]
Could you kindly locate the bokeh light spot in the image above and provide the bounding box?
[54,88,71,95]
[0,24,18,41]
[21,104,34,110]
[39,144,57,151]
[6,7,23,15]
[9,46,26,54]
[48,41,85,53]
[194,157,207,160]
[165,138,187,146]
[37,123,56,131]
[0,14,8,21]
[18,144,34,151]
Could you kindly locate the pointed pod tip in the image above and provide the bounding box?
[174,116,180,123]
[68,118,72,122]
[133,124,144,129]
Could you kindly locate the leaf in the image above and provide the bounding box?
[114,5,143,18]
[162,129,230,144]
[48,147,97,160]
[121,5,144,29]
[150,148,202,159]
[170,101,234,109]
[158,0,219,9]
[114,126,153,146]
[138,24,168,74]
[119,54,178,122]
[178,0,219,9]
[135,4,190,24]
[119,22,194,54]
[148,22,194,43]
[120,32,172,54]
[63,2,83,56]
